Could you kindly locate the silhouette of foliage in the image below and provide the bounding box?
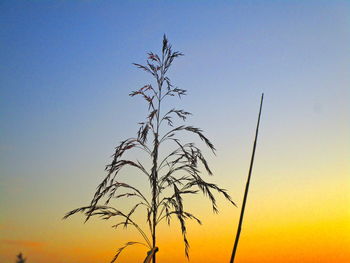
[16,253,26,263]
[64,35,235,263]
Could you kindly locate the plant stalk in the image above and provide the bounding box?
[229,93,264,263]
[151,71,163,263]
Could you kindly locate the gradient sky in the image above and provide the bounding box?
[0,1,349,263]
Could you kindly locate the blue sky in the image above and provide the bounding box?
[0,1,349,262]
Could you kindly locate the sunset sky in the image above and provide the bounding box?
[0,1,349,263]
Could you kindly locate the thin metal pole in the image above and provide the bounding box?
[230,93,264,263]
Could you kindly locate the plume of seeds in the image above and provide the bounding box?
[63,35,235,263]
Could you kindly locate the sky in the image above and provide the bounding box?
[0,1,349,263]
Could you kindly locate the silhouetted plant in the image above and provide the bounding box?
[64,35,235,263]
[16,253,26,263]
[230,94,264,263]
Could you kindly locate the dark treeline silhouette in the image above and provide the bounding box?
[16,253,26,263]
